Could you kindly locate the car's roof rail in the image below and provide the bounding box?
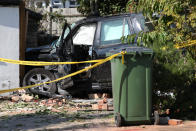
[76,13,143,24]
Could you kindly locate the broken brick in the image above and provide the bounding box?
[51,108,61,113]
[40,100,47,105]
[103,93,110,98]
[92,104,103,110]
[17,89,26,95]
[52,99,57,103]
[88,93,103,99]
[103,97,107,103]
[47,99,53,104]
[92,104,98,110]
[168,119,183,125]
[108,105,114,111]
[98,100,104,105]
[62,99,66,103]
[58,101,63,106]
[11,96,20,102]
[98,104,103,110]
[34,99,39,102]
[21,94,33,102]
[102,104,108,110]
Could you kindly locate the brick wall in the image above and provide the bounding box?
[26,8,85,48]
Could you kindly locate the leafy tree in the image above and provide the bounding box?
[77,0,129,16]
[127,0,196,117]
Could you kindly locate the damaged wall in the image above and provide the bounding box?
[25,9,42,48]
[0,6,20,96]
[0,0,26,96]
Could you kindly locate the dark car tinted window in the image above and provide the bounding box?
[100,18,130,45]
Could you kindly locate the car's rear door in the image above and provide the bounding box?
[93,16,134,59]
[91,16,134,87]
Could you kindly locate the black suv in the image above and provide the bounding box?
[23,13,150,96]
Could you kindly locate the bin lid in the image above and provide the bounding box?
[107,46,153,56]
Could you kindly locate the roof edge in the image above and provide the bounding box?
[0,0,21,6]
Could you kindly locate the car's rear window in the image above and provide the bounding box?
[100,18,130,45]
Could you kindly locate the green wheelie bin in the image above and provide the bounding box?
[108,46,153,126]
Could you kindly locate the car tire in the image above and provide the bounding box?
[23,68,56,95]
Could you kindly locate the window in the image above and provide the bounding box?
[63,23,75,39]
[55,23,76,47]
[69,0,79,8]
[100,18,130,45]
[132,17,144,33]
[132,15,153,33]
[73,24,96,45]
[70,0,76,5]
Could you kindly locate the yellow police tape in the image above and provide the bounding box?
[0,40,195,94]
[0,40,195,66]
[161,40,196,50]
[175,40,196,49]
[0,58,103,66]
[0,52,125,94]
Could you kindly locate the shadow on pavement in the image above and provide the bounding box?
[0,111,114,131]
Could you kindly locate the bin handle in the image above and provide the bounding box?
[121,51,126,64]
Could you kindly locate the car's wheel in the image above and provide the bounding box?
[23,68,56,95]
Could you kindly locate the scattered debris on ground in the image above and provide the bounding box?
[0,94,196,131]
[1,93,114,117]
[0,94,115,131]
[168,119,183,125]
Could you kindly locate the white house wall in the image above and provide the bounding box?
[0,7,19,96]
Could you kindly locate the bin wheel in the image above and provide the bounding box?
[154,110,160,125]
[115,113,123,127]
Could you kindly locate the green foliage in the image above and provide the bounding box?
[49,10,66,24]
[127,0,196,115]
[77,0,129,16]
[128,0,196,43]
[77,0,196,115]
[40,10,66,33]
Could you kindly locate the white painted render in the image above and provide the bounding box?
[0,6,20,96]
